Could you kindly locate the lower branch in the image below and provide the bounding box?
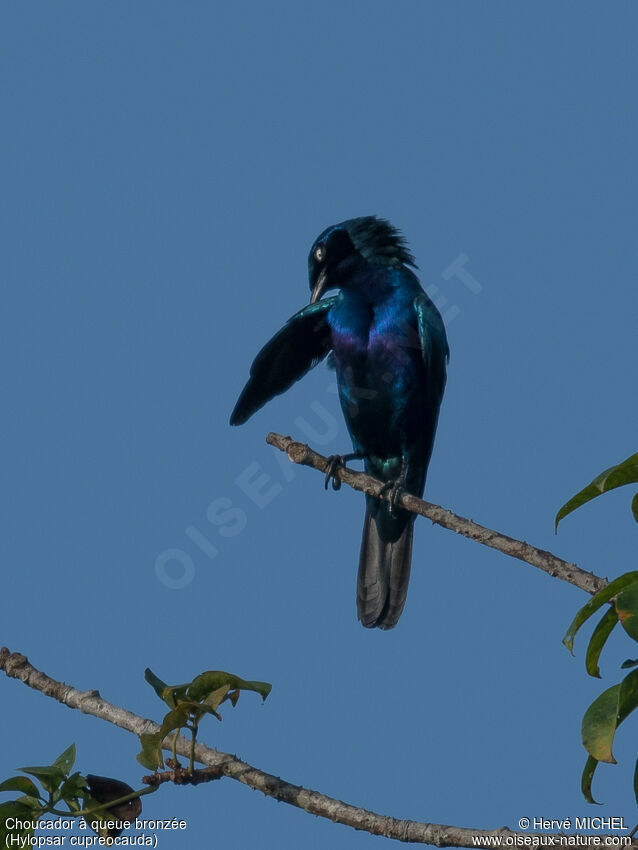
[1,647,624,848]
[266,433,606,596]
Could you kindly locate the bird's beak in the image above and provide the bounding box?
[310,270,328,304]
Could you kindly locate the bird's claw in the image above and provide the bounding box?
[379,478,405,517]
[324,455,345,491]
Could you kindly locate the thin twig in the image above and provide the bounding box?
[2,647,619,848]
[266,432,607,596]
[143,760,223,787]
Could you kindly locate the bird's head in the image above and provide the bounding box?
[309,216,416,303]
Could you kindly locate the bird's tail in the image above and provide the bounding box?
[357,500,414,630]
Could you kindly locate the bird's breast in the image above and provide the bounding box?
[329,297,425,457]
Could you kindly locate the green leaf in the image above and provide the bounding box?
[632,492,638,524]
[563,572,638,653]
[0,800,37,841]
[14,796,42,811]
[204,684,231,713]
[617,668,638,724]
[144,667,169,699]
[58,772,87,802]
[585,606,619,678]
[136,732,164,771]
[187,671,272,703]
[581,755,602,805]
[582,683,620,764]
[0,800,34,819]
[0,777,41,797]
[145,668,272,719]
[621,659,638,669]
[615,582,638,643]
[17,765,65,794]
[556,452,638,530]
[580,669,638,782]
[137,705,192,770]
[52,744,76,775]
[144,668,191,708]
[195,703,222,722]
[157,706,191,739]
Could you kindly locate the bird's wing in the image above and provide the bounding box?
[230,297,337,425]
[414,293,449,408]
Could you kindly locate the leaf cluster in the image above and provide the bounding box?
[564,573,638,802]
[137,668,272,772]
[556,452,638,530]
[0,744,142,844]
[557,453,638,804]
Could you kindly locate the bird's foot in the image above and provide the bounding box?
[324,455,345,491]
[379,461,408,517]
[323,452,365,491]
[379,479,405,516]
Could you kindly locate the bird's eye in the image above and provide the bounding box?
[314,245,325,263]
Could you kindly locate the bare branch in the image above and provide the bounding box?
[143,760,223,787]
[266,432,606,596]
[1,647,624,848]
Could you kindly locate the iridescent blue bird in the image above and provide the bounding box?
[230,217,449,629]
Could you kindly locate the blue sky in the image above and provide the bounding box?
[2,2,637,847]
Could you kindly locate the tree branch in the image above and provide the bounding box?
[266,433,607,597]
[0,439,615,844]
[143,760,224,787]
[2,646,615,848]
